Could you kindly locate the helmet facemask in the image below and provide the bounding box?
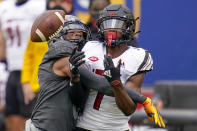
[97,4,136,47]
[60,21,91,51]
[98,17,135,47]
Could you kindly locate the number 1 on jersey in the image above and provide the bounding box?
[93,69,104,110]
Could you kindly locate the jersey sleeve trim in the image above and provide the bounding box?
[138,50,149,71]
[137,50,153,71]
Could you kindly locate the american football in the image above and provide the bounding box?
[31,10,65,42]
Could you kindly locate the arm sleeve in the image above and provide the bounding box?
[78,66,147,103]
[78,66,114,96]
[125,86,146,104]
[21,39,34,84]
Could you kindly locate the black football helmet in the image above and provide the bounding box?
[97,4,136,47]
[59,15,91,51]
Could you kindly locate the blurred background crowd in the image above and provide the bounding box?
[0,0,197,131]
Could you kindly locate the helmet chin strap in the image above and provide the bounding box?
[106,32,117,46]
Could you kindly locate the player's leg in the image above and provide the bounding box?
[17,72,36,131]
[4,71,24,131]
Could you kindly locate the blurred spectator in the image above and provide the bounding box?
[87,0,110,40]
[0,0,45,130]
[46,0,74,14]
[0,62,8,131]
[21,0,74,108]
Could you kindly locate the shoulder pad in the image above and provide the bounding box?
[134,48,153,72]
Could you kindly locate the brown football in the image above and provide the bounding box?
[31,10,65,42]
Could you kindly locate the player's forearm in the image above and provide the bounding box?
[125,86,146,104]
[79,66,147,103]
[78,66,113,96]
[113,84,137,116]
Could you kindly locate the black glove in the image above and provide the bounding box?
[69,46,85,79]
[103,55,122,87]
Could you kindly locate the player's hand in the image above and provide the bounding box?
[103,55,122,87]
[69,46,85,79]
[22,83,35,105]
[143,97,165,128]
